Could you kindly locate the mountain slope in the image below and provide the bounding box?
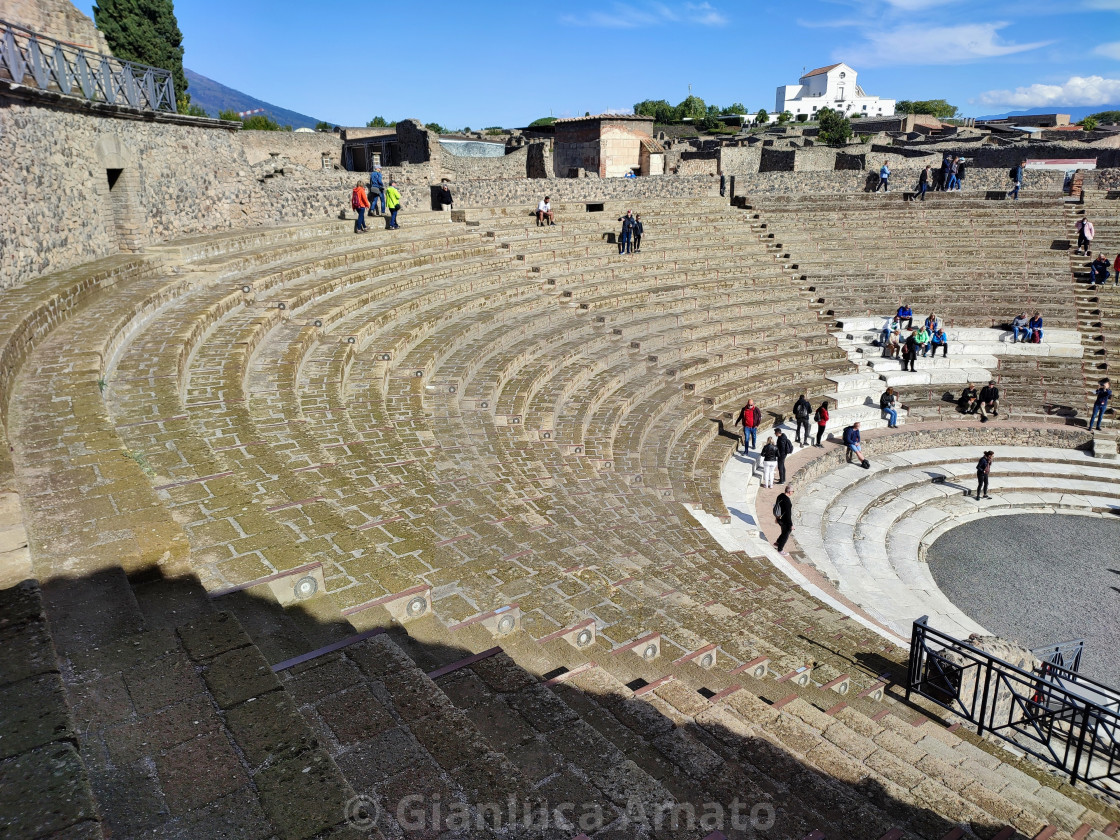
[973,104,1120,122]
[184,68,325,129]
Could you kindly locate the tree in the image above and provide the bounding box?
[634,99,675,124]
[218,109,240,122]
[366,116,390,127]
[315,121,334,131]
[242,114,284,131]
[726,102,746,115]
[1080,117,1099,132]
[182,102,208,118]
[777,111,792,124]
[425,122,446,134]
[93,0,189,110]
[676,95,707,122]
[896,99,958,119]
[754,109,769,126]
[1088,110,1120,124]
[817,107,853,145]
[529,117,557,127]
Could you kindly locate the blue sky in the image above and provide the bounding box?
[89,0,1120,125]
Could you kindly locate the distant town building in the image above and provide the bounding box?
[775,63,895,119]
[553,114,655,178]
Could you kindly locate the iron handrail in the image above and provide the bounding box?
[0,18,175,112]
[908,616,1120,799]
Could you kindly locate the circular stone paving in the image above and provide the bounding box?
[927,512,1120,686]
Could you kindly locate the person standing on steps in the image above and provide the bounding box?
[792,394,812,445]
[880,387,899,428]
[971,450,994,499]
[917,165,930,201]
[736,398,762,453]
[351,181,370,233]
[760,436,779,488]
[1075,217,1094,256]
[902,330,918,372]
[1090,378,1112,431]
[617,211,634,255]
[814,400,829,447]
[775,428,794,483]
[1009,161,1024,200]
[385,181,403,230]
[876,160,891,192]
[633,214,644,253]
[774,485,794,555]
[368,166,385,216]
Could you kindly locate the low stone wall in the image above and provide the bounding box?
[734,169,1067,196]
[790,424,1092,491]
[440,146,530,180]
[238,130,342,169]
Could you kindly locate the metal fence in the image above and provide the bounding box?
[0,18,175,112]
[907,616,1120,800]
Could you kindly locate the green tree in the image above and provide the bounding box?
[676,95,707,122]
[634,99,675,124]
[218,109,240,122]
[182,102,208,117]
[1088,110,1120,124]
[242,114,283,131]
[754,108,769,126]
[366,116,390,127]
[529,117,557,127]
[777,111,792,124]
[725,102,746,114]
[425,122,446,134]
[896,99,958,119]
[315,121,334,131]
[1080,117,1099,132]
[93,0,189,109]
[816,107,852,145]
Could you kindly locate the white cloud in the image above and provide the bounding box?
[974,75,1120,106]
[842,22,1051,66]
[1095,41,1120,59]
[561,1,726,27]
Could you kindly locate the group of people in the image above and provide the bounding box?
[1009,311,1045,343]
[879,307,948,368]
[617,211,645,255]
[735,395,835,499]
[915,155,969,200]
[1076,217,1120,287]
[350,167,403,232]
[957,381,1001,421]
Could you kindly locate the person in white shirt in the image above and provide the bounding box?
[537,196,553,226]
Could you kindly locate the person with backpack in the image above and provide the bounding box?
[813,400,829,447]
[1075,217,1094,256]
[735,399,762,453]
[351,182,370,233]
[1090,378,1112,431]
[368,166,385,216]
[971,451,994,499]
[879,387,899,428]
[775,428,794,483]
[385,180,403,230]
[1008,161,1024,200]
[792,394,812,445]
[773,485,794,555]
[843,421,866,466]
[759,436,779,488]
[945,157,960,191]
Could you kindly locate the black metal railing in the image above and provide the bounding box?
[907,616,1120,800]
[0,19,175,112]
[1033,638,1085,675]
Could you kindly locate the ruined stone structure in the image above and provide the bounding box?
[553,113,656,178]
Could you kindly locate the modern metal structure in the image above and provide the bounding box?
[0,18,176,112]
[908,616,1120,800]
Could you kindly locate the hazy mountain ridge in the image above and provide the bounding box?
[973,104,1120,122]
[185,68,325,129]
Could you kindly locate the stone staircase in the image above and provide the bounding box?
[2,200,1120,838]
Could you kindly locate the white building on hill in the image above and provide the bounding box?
[775,63,895,119]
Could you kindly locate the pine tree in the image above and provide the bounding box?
[93,0,189,109]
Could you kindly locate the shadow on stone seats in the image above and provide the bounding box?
[5,568,1031,840]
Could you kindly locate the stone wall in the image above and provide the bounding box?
[717,146,762,175]
[6,0,110,52]
[238,130,342,169]
[676,157,719,177]
[440,146,530,180]
[734,169,1067,196]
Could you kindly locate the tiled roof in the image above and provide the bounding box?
[553,113,655,123]
[802,63,843,78]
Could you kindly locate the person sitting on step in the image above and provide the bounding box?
[958,383,979,414]
[1090,254,1111,287]
[537,196,553,226]
[915,324,931,357]
[924,312,941,334]
[1027,311,1043,343]
[896,304,913,331]
[879,387,899,428]
[929,327,948,357]
[978,380,1000,421]
[1011,312,1031,343]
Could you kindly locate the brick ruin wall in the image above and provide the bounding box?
[238,130,343,169]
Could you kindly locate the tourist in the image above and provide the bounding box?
[775,427,794,483]
[736,398,762,453]
[385,180,402,230]
[351,181,370,233]
[760,436,779,489]
[1090,378,1112,431]
[917,165,930,201]
[1076,217,1094,256]
[930,326,948,357]
[879,387,899,428]
[880,316,901,347]
[887,329,901,359]
[843,421,866,465]
[956,158,968,189]
[924,312,941,334]
[814,400,829,447]
[792,394,812,445]
[1009,161,1024,200]
[946,157,960,191]
[617,211,635,255]
[915,323,931,357]
[934,155,949,191]
[876,160,890,193]
[368,166,385,216]
[436,181,454,211]
[978,380,1000,421]
[537,196,553,226]
[959,383,979,414]
[972,450,994,499]
[1114,252,1120,285]
[1089,254,1111,286]
[1011,312,1031,343]
[774,485,794,555]
[1027,311,1043,343]
[633,214,644,253]
[896,304,913,330]
[902,331,918,372]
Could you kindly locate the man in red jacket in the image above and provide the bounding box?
[735,399,762,453]
[351,182,370,233]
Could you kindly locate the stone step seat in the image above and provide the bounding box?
[496,233,763,271]
[150,218,347,263]
[457,196,731,223]
[485,213,752,240]
[837,321,1083,344]
[540,257,794,297]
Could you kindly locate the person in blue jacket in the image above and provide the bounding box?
[1090,378,1112,431]
[368,166,385,216]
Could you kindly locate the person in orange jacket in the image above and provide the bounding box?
[351,182,370,233]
